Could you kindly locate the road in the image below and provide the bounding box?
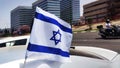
[72,32,120,53]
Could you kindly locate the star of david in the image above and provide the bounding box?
[50,30,62,45]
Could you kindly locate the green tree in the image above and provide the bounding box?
[86,18,93,30]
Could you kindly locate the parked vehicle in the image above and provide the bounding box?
[97,25,120,38]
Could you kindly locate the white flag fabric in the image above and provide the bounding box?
[27,7,72,62]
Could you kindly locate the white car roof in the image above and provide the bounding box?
[0,35,118,61]
[0,35,30,44]
[71,46,118,61]
[0,45,118,64]
[0,45,119,68]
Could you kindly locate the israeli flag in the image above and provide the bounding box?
[27,7,72,62]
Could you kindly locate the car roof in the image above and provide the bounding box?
[0,45,118,64]
[70,46,118,61]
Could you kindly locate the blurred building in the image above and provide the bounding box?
[11,6,34,30]
[83,0,120,23]
[32,0,80,24]
[32,0,60,18]
[60,0,80,24]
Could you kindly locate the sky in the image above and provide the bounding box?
[0,0,96,29]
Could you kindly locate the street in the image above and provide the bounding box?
[72,32,120,53]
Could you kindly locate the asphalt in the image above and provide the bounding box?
[72,32,120,53]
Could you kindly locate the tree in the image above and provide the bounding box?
[86,18,93,30]
[20,25,30,34]
[3,29,10,37]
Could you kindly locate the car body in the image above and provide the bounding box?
[0,45,120,68]
[0,35,120,68]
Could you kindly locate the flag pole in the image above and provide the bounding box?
[23,51,28,68]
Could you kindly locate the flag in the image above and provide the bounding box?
[26,7,72,62]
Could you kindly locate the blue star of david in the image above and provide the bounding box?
[50,30,62,45]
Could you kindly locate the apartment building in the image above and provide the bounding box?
[11,6,33,30]
[32,0,80,24]
[60,0,80,24]
[83,0,120,23]
[32,0,60,18]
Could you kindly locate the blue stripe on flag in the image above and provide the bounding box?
[27,43,70,57]
[35,12,72,34]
